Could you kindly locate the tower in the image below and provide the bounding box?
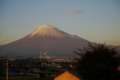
[44,52,46,59]
[40,51,42,59]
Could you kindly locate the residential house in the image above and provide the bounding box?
[52,69,81,80]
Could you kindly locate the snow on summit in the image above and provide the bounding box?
[30,24,71,37]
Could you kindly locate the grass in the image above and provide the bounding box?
[0,71,56,80]
[0,75,50,80]
[0,77,50,80]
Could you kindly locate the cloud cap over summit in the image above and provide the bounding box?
[30,24,71,37]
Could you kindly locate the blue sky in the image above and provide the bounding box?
[0,0,120,46]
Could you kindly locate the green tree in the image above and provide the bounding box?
[74,43,120,80]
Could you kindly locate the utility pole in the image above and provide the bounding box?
[0,56,8,80]
[6,60,8,80]
[30,59,31,69]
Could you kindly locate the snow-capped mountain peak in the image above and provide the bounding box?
[30,24,71,37]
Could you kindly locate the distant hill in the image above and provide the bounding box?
[0,24,119,58]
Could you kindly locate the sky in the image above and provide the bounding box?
[0,0,120,46]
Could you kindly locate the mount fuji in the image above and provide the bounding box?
[0,24,90,58]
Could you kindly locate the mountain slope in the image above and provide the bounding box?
[0,24,89,58]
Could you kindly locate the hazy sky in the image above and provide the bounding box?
[0,0,120,46]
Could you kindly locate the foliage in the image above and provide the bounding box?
[74,43,120,80]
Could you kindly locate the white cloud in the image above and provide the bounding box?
[56,11,64,15]
[69,9,83,14]
[56,9,83,16]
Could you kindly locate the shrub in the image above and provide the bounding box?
[74,43,120,80]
